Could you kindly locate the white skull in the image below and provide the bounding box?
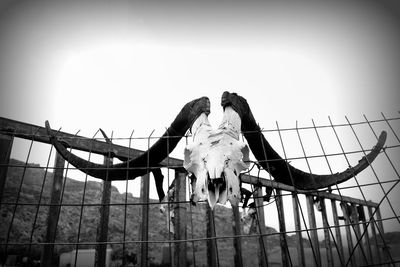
[184,107,250,209]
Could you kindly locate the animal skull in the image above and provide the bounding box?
[45,91,387,212]
[184,107,250,209]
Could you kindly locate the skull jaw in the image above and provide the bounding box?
[207,177,227,209]
[189,168,242,209]
[207,178,227,209]
[206,175,241,209]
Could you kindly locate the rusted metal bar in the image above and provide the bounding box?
[206,205,217,267]
[320,198,334,267]
[0,117,183,169]
[368,206,382,264]
[255,186,268,267]
[174,170,187,266]
[241,174,378,208]
[359,206,373,264]
[0,133,13,209]
[306,195,321,267]
[139,173,150,267]
[375,207,390,263]
[276,189,290,267]
[292,192,305,267]
[330,199,344,265]
[231,204,243,267]
[95,155,113,267]
[350,203,367,265]
[340,202,356,267]
[40,152,65,267]
[123,130,135,265]
[375,207,385,240]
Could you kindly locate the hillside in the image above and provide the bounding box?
[0,159,289,266]
[2,159,397,266]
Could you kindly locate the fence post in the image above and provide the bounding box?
[276,189,289,267]
[330,199,344,264]
[40,152,65,267]
[0,133,13,209]
[367,206,382,265]
[340,202,356,267]
[231,205,243,267]
[95,155,113,267]
[292,192,305,267]
[320,198,334,267]
[139,173,150,267]
[174,170,187,266]
[255,186,268,267]
[375,207,389,263]
[206,205,217,267]
[306,195,321,267]
[359,206,373,264]
[350,203,367,265]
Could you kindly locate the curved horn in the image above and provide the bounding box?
[46,96,210,181]
[221,91,387,190]
[99,127,166,201]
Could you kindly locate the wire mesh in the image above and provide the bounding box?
[0,114,399,267]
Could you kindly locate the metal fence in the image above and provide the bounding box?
[0,115,399,267]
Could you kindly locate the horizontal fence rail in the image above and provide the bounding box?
[0,115,399,267]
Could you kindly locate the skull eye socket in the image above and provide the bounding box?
[224,158,230,167]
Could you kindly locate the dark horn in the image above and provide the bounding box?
[99,127,165,201]
[221,91,387,190]
[46,96,210,181]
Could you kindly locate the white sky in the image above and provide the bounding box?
[0,0,399,235]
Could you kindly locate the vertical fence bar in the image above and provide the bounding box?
[368,206,382,265]
[232,205,243,267]
[255,186,268,267]
[40,152,65,267]
[330,199,344,264]
[306,195,321,267]
[0,133,13,209]
[292,192,305,267]
[350,203,366,265]
[359,206,373,264]
[320,198,334,267]
[174,170,187,266]
[206,205,217,267]
[140,173,150,267]
[276,189,289,267]
[95,155,113,267]
[375,207,389,263]
[340,202,356,267]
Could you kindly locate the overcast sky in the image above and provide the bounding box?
[0,0,399,234]
[1,0,399,133]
